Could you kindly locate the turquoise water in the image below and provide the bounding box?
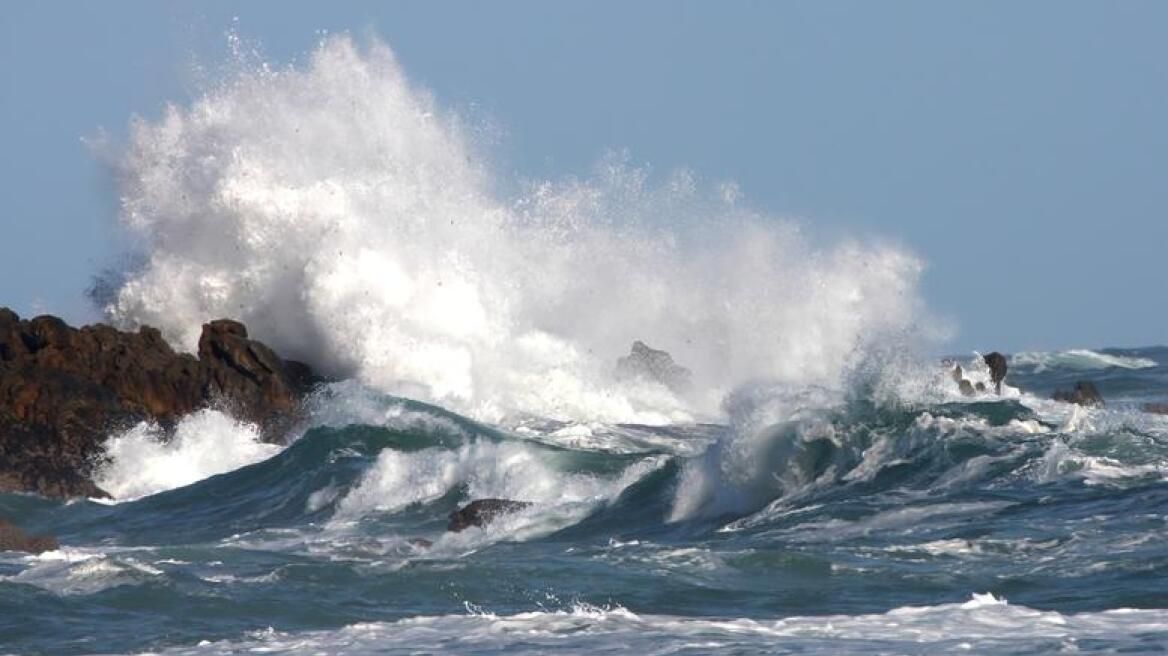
[3,348,1168,655]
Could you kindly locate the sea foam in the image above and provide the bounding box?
[94,409,279,501]
[99,34,929,426]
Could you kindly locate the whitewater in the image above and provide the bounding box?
[3,35,1168,655]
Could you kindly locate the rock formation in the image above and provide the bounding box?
[1143,403,1168,415]
[958,379,976,397]
[1052,380,1105,408]
[447,498,533,532]
[983,352,1008,395]
[0,308,320,498]
[615,341,692,393]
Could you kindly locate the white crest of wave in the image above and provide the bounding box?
[147,594,1168,655]
[101,34,928,425]
[1012,348,1157,372]
[94,409,280,501]
[333,439,657,521]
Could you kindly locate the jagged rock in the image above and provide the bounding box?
[0,519,57,554]
[615,341,692,393]
[447,499,533,532]
[1053,381,1105,408]
[1143,403,1168,415]
[197,319,318,435]
[983,352,1008,395]
[0,308,321,498]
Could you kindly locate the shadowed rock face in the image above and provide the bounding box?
[447,499,533,532]
[0,519,57,554]
[0,308,320,498]
[983,352,1008,395]
[1053,380,1106,408]
[615,341,692,393]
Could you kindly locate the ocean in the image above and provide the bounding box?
[2,348,1168,654]
[3,35,1168,654]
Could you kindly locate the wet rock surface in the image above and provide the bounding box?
[983,352,1008,394]
[447,499,534,532]
[0,308,320,498]
[1053,380,1106,408]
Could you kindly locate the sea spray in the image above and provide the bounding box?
[99,34,929,425]
[94,409,278,501]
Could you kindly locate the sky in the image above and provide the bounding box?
[1,1,1165,354]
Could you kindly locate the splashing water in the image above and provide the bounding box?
[94,409,278,501]
[99,34,928,426]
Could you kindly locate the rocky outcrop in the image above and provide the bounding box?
[983,352,1008,395]
[1144,403,1168,415]
[1053,381,1105,408]
[958,379,976,397]
[948,362,989,396]
[0,308,320,498]
[0,519,57,554]
[447,499,533,532]
[616,341,692,393]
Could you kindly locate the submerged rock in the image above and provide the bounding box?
[0,519,57,554]
[615,341,692,393]
[0,308,321,498]
[447,499,533,532]
[1052,381,1105,408]
[983,352,1008,395]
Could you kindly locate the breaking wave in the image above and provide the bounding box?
[1012,349,1157,372]
[93,409,279,501]
[143,595,1168,655]
[98,34,929,425]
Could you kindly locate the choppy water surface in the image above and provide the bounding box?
[5,35,1167,655]
[2,348,1167,654]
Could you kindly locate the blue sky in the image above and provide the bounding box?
[1,1,1164,353]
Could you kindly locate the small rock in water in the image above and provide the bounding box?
[0,308,321,498]
[949,363,964,383]
[958,379,976,396]
[0,519,57,554]
[983,352,1008,394]
[615,341,692,393]
[447,499,533,532]
[1053,380,1105,408]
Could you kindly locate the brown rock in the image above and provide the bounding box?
[447,499,533,532]
[0,308,321,498]
[1052,381,1105,408]
[958,379,976,397]
[983,352,1008,395]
